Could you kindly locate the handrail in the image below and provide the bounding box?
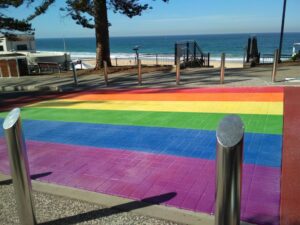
[174,40,210,67]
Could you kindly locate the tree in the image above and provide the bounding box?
[0,0,55,37]
[61,0,169,69]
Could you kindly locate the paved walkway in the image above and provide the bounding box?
[0,65,300,92]
[0,87,283,225]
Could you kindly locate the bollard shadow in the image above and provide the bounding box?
[0,172,52,185]
[39,192,177,225]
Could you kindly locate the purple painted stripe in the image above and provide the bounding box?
[0,139,280,225]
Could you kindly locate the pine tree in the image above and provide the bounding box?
[0,0,55,38]
[61,0,169,69]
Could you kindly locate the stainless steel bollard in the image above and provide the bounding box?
[3,108,36,225]
[103,61,108,86]
[220,53,225,84]
[272,49,279,82]
[176,58,180,85]
[215,115,244,225]
[71,62,78,86]
[138,59,142,85]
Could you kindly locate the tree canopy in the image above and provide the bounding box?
[61,0,169,29]
[0,0,55,37]
[61,0,169,68]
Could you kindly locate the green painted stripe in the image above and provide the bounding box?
[0,108,283,134]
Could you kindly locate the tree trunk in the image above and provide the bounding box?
[94,0,111,69]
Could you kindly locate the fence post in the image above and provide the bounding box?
[272,49,279,82]
[115,58,118,67]
[103,61,108,86]
[208,53,210,67]
[138,59,142,85]
[220,53,225,84]
[3,108,36,225]
[176,57,180,85]
[215,115,244,225]
[156,54,158,66]
[71,62,78,86]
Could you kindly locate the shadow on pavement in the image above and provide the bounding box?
[0,172,52,186]
[40,192,177,225]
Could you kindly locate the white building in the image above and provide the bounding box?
[0,34,36,52]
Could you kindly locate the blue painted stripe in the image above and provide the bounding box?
[0,119,282,167]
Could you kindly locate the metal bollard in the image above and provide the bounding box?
[71,62,78,86]
[103,61,108,86]
[138,59,142,85]
[176,58,180,85]
[272,49,279,82]
[3,108,36,225]
[220,53,225,84]
[215,115,244,225]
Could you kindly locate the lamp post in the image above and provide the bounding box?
[278,0,287,63]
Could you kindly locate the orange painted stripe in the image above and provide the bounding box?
[59,92,283,102]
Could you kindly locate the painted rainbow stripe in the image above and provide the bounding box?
[0,87,283,225]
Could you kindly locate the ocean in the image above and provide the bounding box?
[36,33,300,61]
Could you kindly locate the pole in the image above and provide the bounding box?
[215,115,244,225]
[272,49,279,82]
[16,59,20,77]
[103,61,108,86]
[186,42,190,63]
[71,62,78,86]
[220,53,225,84]
[156,54,158,66]
[3,108,36,225]
[176,57,180,85]
[138,59,142,85]
[7,60,11,78]
[243,47,246,68]
[115,58,118,67]
[174,43,178,65]
[279,0,287,63]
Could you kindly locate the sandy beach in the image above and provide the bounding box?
[82,58,243,69]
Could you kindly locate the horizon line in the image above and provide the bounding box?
[35,31,300,39]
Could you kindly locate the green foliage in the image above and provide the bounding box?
[61,0,169,29]
[292,53,300,62]
[0,0,55,36]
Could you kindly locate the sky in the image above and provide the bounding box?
[4,0,300,38]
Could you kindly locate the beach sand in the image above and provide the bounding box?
[82,58,243,69]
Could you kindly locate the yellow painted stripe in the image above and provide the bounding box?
[28,100,283,115]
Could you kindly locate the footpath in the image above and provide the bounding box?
[0,65,300,92]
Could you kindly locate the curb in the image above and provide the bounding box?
[0,173,254,225]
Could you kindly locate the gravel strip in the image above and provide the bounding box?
[0,182,180,225]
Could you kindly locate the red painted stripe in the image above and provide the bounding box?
[61,86,284,95]
[280,87,300,225]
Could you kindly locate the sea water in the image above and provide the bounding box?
[36,33,300,61]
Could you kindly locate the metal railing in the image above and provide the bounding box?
[112,53,174,66]
[175,40,210,67]
[261,53,291,64]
